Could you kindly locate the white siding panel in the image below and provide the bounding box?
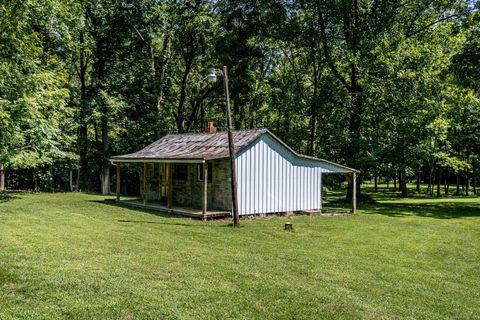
[256,141,261,214]
[315,169,320,207]
[318,170,322,208]
[311,167,316,209]
[237,152,242,215]
[242,152,246,214]
[248,144,253,215]
[296,165,301,211]
[236,135,331,215]
[252,145,256,214]
[238,153,242,215]
[308,166,313,209]
[306,167,310,208]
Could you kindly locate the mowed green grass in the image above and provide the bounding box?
[0,191,479,319]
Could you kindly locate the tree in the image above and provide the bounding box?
[0,0,78,191]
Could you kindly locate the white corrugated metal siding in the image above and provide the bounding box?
[236,134,341,216]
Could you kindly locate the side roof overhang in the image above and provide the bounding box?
[251,130,359,174]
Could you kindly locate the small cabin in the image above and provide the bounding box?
[111,125,358,219]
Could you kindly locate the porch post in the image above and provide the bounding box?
[352,172,357,213]
[143,162,147,205]
[116,163,120,201]
[158,163,162,199]
[202,162,208,217]
[167,163,173,208]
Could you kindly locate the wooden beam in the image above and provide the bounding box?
[116,163,120,201]
[352,172,357,213]
[167,163,173,208]
[202,163,208,217]
[143,162,147,205]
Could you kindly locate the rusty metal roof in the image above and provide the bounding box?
[111,129,267,162]
[111,128,359,173]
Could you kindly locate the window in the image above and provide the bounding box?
[173,164,188,181]
[197,163,213,182]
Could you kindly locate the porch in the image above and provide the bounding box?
[111,159,232,219]
[116,199,231,220]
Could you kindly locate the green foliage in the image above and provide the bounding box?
[0,0,77,170]
[451,9,480,92]
[0,0,478,194]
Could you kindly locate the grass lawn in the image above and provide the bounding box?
[0,189,479,319]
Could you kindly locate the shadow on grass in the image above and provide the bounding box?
[324,186,480,218]
[0,192,23,204]
[92,194,479,221]
[365,201,480,219]
[118,219,163,224]
[89,199,183,219]
[116,219,234,228]
[91,200,234,227]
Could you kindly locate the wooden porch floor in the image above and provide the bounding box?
[116,199,231,220]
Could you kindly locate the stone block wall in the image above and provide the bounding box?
[140,163,163,201]
[172,159,232,211]
[208,159,232,211]
[141,160,232,211]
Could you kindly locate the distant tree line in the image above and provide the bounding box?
[0,0,479,198]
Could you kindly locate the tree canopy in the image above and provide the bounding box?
[0,0,478,196]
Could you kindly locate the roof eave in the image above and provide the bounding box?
[110,158,205,164]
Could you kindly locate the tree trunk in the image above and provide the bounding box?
[436,168,441,197]
[318,5,363,201]
[398,169,403,193]
[473,172,477,195]
[100,168,110,195]
[78,29,89,191]
[33,173,39,192]
[75,169,80,192]
[308,68,319,156]
[233,96,243,130]
[346,174,361,203]
[345,70,362,201]
[447,170,450,195]
[374,169,378,193]
[154,36,170,116]
[456,172,460,194]
[400,168,407,197]
[416,167,420,192]
[428,164,435,197]
[100,113,110,195]
[174,53,194,133]
[0,165,5,191]
[465,170,469,196]
[444,168,448,195]
[393,174,397,192]
[308,104,317,156]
